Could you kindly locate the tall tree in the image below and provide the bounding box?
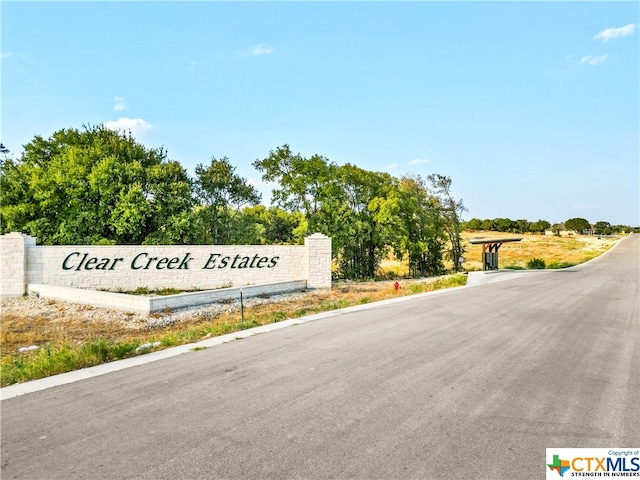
[332,165,402,279]
[194,156,261,244]
[252,145,337,236]
[399,175,445,277]
[427,174,467,272]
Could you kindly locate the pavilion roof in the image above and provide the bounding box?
[468,237,522,245]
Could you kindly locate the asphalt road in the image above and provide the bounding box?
[1,235,638,480]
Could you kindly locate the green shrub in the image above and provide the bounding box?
[526,258,546,269]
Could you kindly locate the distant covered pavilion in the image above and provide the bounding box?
[468,237,522,270]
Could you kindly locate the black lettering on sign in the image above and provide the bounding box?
[61,251,279,272]
[131,252,148,270]
[203,254,221,269]
[177,253,193,269]
[62,252,124,271]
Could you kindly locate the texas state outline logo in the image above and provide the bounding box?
[547,454,571,477]
[546,448,640,479]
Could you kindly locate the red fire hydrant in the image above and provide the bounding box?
[394,281,400,291]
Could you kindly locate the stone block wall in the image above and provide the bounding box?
[0,233,36,298]
[0,233,332,297]
[305,233,332,289]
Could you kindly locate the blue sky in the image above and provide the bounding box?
[2,1,639,226]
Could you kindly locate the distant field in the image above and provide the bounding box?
[461,231,618,270]
[379,231,620,276]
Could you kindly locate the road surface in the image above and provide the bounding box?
[1,235,638,479]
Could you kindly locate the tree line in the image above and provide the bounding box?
[463,217,637,235]
[0,125,467,280]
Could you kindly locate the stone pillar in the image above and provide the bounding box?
[0,232,36,298]
[305,233,332,289]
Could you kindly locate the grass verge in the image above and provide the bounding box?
[1,274,466,386]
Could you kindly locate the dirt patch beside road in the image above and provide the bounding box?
[1,276,460,357]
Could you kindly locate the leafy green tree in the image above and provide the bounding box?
[242,205,304,244]
[551,223,564,236]
[254,146,442,279]
[226,210,266,245]
[0,157,32,233]
[328,165,402,279]
[515,219,530,234]
[565,217,591,234]
[481,218,495,231]
[494,217,516,233]
[427,174,467,272]
[253,145,465,279]
[528,219,550,234]
[0,125,193,244]
[593,221,612,235]
[194,156,261,244]
[464,218,484,231]
[252,145,337,236]
[398,175,445,276]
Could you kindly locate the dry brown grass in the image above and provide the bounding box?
[0,277,454,357]
[1,307,140,355]
[459,231,618,270]
[376,232,618,275]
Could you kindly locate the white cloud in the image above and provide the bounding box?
[594,24,636,42]
[113,96,126,112]
[386,162,399,170]
[105,118,153,137]
[248,43,273,56]
[580,54,608,66]
[1,52,12,60]
[409,158,430,165]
